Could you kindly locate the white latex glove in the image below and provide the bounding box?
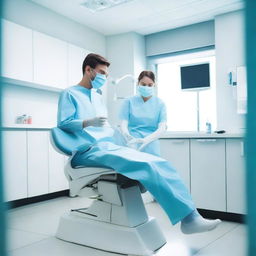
[127,138,145,146]
[138,144,146,151]
[138,138,151,151]
[103,120,112,127]
[120,120,135,143]
[137,122,167,151]
[84,117,107,127]
[123,132,134,143]
[126,138,144,150]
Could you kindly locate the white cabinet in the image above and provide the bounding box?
[3,129,245,215]
[68,44,90,86]
[3,130,68,201]
[160,139,190,191]
[33,31,68,89]
[2,131,27,201]
[2,19,33,82]
[2,19,91,90]
[226,139,246,214]
[27,131,49,197]
[48,133,68,193]
[190,139,226,211]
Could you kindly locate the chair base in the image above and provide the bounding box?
[56,211,166,256]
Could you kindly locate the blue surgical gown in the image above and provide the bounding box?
[119,96,166,156]
[57,85,195,225]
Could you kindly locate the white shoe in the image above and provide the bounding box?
[181,217,221,234]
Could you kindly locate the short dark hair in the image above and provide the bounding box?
[138,70,155,83]
[82,53,110,74]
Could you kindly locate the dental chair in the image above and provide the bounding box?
[51,127,166,256]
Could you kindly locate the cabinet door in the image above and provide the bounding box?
[48,132,68,192]
[190,139,226,211]
[160,139,190,190]
[2,131,27,201]
[68,44,90,86]
[226,139,246,214]
[27,131,49,197]
[2,19,33,81]
[33,31,68,89]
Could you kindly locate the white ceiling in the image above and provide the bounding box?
[29,0,244,35]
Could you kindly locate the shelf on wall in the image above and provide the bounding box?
[1,76,63,93]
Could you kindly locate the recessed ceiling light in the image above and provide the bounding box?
[80,0,134,12]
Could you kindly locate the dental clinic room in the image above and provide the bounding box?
[1,0,256,256]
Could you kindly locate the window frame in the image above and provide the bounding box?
[147,46,216,132]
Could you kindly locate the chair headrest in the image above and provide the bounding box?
[50,127,92,156]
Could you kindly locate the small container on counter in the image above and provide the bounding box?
[206,121,212,134]
[22,114,28,124]
[16,116,23,124]
[15,114,32,124]
[27,116,32,124]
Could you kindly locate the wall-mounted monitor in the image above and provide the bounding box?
[180,63,210,90]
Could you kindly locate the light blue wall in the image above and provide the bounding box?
[215,10,245,132]
[145,21,215,57]
[133,33,146,78]
[106,32,145,125]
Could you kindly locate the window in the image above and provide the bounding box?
[155,50,216,132]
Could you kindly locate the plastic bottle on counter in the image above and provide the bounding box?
[27,116,32,124]
[16,116,23,124]
[206,121,212,134]
[22,114,28,124]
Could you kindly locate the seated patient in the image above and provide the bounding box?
[57,53,221,234]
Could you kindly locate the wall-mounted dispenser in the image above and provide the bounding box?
[228,68,237,86]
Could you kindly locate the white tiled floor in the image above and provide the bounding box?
[6,197,247,256]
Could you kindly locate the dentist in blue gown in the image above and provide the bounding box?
[57,53,221,234]
[119,70,167,156]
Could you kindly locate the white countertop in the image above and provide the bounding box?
[160,131,244,138]
[1,124,53,130]
[2,125,245,138]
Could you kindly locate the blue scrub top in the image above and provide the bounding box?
[119,95,167,138]
[57,85,115,153]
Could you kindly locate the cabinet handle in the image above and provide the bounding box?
[240,141,244,157]
[196,139,217,142]
[171,140,185,144]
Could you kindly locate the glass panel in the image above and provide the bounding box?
[199,57,216,132]
[157,52,216,132]
[158,62,197,131]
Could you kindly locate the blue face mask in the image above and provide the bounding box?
[91,71,107,89]
[138,85,154,97]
